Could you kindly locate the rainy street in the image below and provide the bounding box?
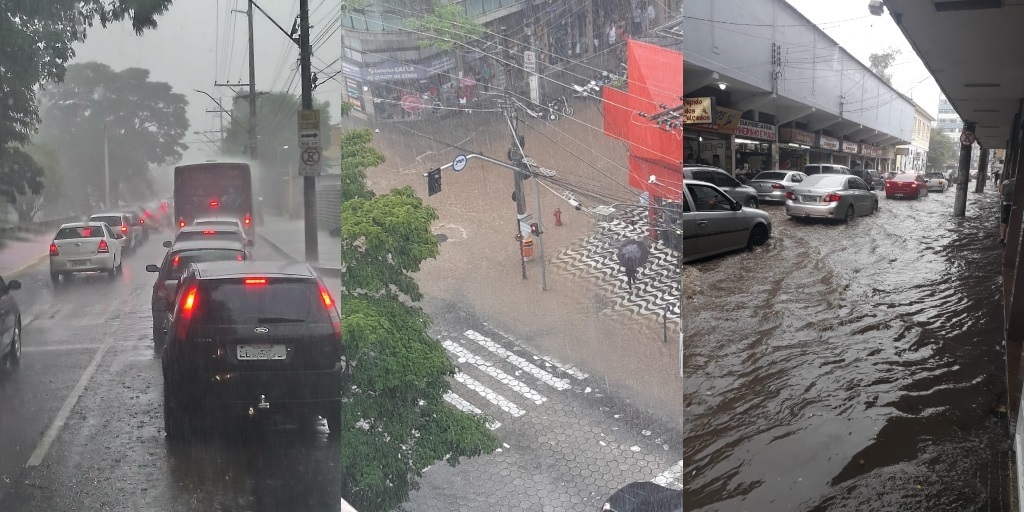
[0,234,342,511]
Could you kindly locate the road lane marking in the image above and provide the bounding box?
[26,339,111,467]
[443,340,547,405]
[453,372,525,417]
[463,330,571,390]
[443,392,501,430]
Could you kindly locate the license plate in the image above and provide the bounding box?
[894,194,904,198]
[801,195,819,202]
[236,344,288,360]
[70,260,89,267]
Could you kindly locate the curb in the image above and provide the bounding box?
[6,254,48,278]
[258,234,342,279]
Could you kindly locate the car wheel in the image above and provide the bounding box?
[107,262,117,278]
[746,225,769,249]
[6,322,21,367]
[844,205,855,223]
[872,200,879,214]
[325,402,341,439]
[50,271,60,286]
[744,197,758,209]
[163,379,189,440]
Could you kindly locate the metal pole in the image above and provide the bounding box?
[532,173,547,290]
[954,123,975,217]
[104,124,110,209]
[299,0,319,263]
[976,148,990,193]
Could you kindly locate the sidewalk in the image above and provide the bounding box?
[0,231,53,277]
[257,215,340,276]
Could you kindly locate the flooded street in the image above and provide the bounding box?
[684,188,1010,510]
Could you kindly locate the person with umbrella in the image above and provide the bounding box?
[617,239,650,290]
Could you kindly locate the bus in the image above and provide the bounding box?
[173,161,255,241]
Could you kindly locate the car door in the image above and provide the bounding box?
[916,175,929,196]
[104,224,122,262]
[847,177,870,212]
[711,170,746,203]
[686,183,746,256]
[0,276,10,353]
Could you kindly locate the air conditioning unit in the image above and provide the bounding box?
[868,0,885,16]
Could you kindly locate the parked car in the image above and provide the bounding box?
[851,169,885,190]
[160,261,342,438]
[0,275,22,368]
[748,170,808,204]
[682,166,760,208]
[49,222,124,284]
[924,172,949,192]
[88,212,142,255]
[657,180,772,262]
[602,481,682,512]
[785,174,878,222]
[803,164,852,176]
[147,239,250,347]
[885,173,929,199]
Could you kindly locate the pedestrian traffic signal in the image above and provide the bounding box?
[427,168,442,196]
[530,222,541,236]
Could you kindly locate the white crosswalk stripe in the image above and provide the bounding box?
[442,340,547,405]
[443,392,501,430]
[463,330,572,391]
[535,354,589,380]
[453,372,526,417]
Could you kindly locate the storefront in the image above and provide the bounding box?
[734,119,777,178]
[859,144,883,170]
[778,127,814,171]
[684,106,742,172]
[842,140,860,168]
[813,134,841,164]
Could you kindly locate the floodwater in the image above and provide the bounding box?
[684,187,1010,511]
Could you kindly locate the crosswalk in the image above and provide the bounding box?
[439,328,589,430]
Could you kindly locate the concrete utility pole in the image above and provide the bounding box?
[976,148,990,193]
[954,122,976,217]
[104,124,110,209]
[247,0,258,161]
[299,0,319,264]
[501,26,528,281]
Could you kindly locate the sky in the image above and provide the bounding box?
[786,0,941,118]
[71,0,342,162]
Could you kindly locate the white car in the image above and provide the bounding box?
[89,212,142,254]
[192,216,252,246]
[924,172,949,192]
[49,222,124,285]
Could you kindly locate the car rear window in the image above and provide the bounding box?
[175,231,242,243]
[803,175,847,188]
[169,250,245,280]
[55,226,104,239]
[752,171,787,181]
[195,220,238,228]
[894,174,917,181]
[91,215,123,227]
[194,280,331,326]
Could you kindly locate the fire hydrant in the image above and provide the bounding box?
[554,208,563,226]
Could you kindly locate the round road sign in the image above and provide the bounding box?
[301,147,321,166]
[453,154,468,172]
[960,130,976,146]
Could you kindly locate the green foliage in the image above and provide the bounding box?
[868,47,901,86]
[0,147,44,205]
[9,142,64,222]
[0,0,174,152]
[927,128,959,171]
[340,129,384,202]
[407,0,485,51]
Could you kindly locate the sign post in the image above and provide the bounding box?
[298,109,322,177]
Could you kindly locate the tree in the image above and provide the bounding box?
[407,0,486,79]
[1,0,174,152]
[869,47,902,86]
[36,62,189,210]
[340,176,498,508]
[0,148,44,208]
[927,128,959,171]
[9,142,64,223]
[339,129,384,203]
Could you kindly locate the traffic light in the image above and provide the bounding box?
[530,222,541,236]
[426,168,442,196]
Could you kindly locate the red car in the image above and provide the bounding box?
[885,173,929,199]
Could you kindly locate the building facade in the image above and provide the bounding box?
[895,101,934,173]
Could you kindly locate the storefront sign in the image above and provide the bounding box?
[779,127,815,146]
[735,119,777,141]
[817,134,840,151]
[345,79,364,112]
[683,97,714,124]
[861,144,882,158]
[895,147,910,156]
[364,53,456,82]
[882,146,896,159]
[692,106,742,135]
[842,140,859,154]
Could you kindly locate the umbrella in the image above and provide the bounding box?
[616,239,650,290]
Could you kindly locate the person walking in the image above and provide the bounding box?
[1001,175,1016,245]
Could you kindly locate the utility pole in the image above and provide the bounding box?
[502,26,527,280]
[299,0,318,264]
[976,148,991,193]
[247,0,258,161]
[954,122,976,217]
[104,124,110,209]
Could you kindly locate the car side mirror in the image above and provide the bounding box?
[114,233,125,240]
[146,264,160,273]
[163,240,172,248]
[732,201,743,211]
[7,280,21,291]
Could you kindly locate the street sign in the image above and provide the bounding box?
[453,154,467,172]
[298,109,322,176]
[518,213,533,237]
[960,130,976,146]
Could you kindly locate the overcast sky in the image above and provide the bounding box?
[71,0,342,162]
[786,0,941,118]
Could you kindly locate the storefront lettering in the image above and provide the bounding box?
[817,134,840,151]
[780,128,815,146]
[842,141,859,154]
[735,119,777,141]
[683,97,713,124]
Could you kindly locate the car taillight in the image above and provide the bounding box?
[140,219,145,225]
[209,200,219,208]
[771,183,785,190]
[175,286,199,339]
[236,254,244,261]
[98,239,110,253]
[318,282,341,337]
[172,255,180,268]
[786,192,796,201]
[823,193,841,203]
[909,182,917,188]
[121,224,128,232]
[49,242,59,256]
[244,278,267,285]
[202,230,216,234]
[244,214,251,225]
[178,218,186,228]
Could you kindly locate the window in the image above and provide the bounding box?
[196,280,330,326]
[692,170,716,183]
[55,226,105,239]
[714,171,740,188]
[687,184,733,212]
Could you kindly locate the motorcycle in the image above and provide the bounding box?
[516,98,559,121]
[571,80,601,100]
[547,95,573,117]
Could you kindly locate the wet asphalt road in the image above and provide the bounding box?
[0,230,341,511]
[684,187,1010,511]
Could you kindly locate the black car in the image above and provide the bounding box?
[160,261,342,438]
[0,275,23,367]
[147,239,250,347]
[850,169,882,191]
[603,481,682,512]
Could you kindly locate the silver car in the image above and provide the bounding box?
[49,222,125,284]
[785,174,878,222]
[658,180,773,262]
[683,166,760,208]
[749,170,808,203]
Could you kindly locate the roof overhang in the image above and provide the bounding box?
[884,0,1024,149]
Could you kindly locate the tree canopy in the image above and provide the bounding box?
[8,142,64,223]
[927,128,959,171]
[407,0,485,53]
[868,47,901,86]
[340,129,384,203]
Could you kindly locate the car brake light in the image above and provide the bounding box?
[49,242,59,256]
[786,191,796,201]
[236,254,244,261]
[823,193,841,203]
[176,286,199,339]
[178,218,186,228]
[202,230,216,234]
[140,219,145,225]
[98,239,110,253]
[209,200,219,208]
[771,183,785,190]
[244,214,251,225]
[121,224,128,232]
[172,255,180,268]
[318,282,341,336]
[244,278,267,285]
[909,182,917,188]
